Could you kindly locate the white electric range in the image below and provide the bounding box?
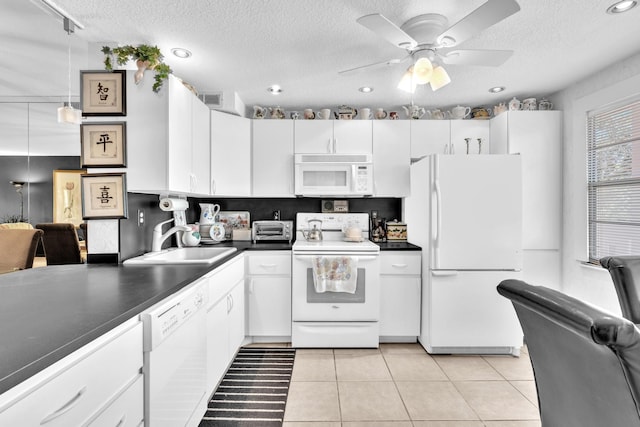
[291,213,381,348]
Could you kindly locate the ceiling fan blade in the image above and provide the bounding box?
[436,0,520,47]
[357,13,418,49]
[338,55,409,75]
[439,49,514,66]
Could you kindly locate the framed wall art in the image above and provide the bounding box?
[53,169,86,227]
[81,173,128,219]
[80,122,127,167]
[80,70,127,116]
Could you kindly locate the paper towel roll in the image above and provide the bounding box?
[159,198,189,212]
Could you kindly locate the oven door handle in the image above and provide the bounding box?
[294,255,379,262]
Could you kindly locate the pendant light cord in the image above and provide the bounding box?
[67,30,71,106]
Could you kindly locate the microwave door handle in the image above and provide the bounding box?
[351,165,357,192]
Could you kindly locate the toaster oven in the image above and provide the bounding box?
[252,220,293,243]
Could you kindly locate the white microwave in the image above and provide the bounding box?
[294,153,374,196]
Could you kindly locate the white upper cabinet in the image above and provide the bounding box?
[191,97,211,195]
[167,76,194,193]
[490,111,562,250]
[294,120,372,153]
[449,119,491,155]
[373,120,410,197]
[127,73,208,194]
[410,120,450,159]
[210,111,251,196]
[252,120,294,197]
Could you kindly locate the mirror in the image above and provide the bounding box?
[0,102,80,225]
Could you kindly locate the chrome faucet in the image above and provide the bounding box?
[152,218,191,252]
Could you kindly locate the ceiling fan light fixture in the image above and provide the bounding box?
[430,66,451,91]
[397,67,417,93]
[607,0,637,13]
[413,57,433,85]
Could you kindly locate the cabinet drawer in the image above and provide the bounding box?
[380,253,421,275]
[0,322,143,427]
[88,374,143,427]
[247,253,291,275]
[209,255,245,306]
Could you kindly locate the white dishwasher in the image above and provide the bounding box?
[141,279,208,427]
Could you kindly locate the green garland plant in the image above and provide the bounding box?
[102,44,172,93]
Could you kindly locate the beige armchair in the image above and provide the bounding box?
[0,229,43,273]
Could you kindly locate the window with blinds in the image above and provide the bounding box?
[587,97,640,262]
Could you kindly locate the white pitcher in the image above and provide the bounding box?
[199,203,220,225]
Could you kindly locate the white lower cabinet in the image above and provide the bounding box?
[206,255,246,393]
[245,251,292,340]
[379,251,421,340]
[0,318,143,427]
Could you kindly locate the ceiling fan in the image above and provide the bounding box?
[341,0,521,92]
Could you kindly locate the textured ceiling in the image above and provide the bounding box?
[1,0,640,114]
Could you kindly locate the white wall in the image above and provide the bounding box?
[552,51,640,314]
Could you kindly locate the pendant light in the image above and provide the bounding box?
[57,17,82,125]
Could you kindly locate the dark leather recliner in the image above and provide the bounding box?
[600,256,640,324]
[497,279,640,427]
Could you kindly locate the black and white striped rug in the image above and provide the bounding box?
[199,347,296,427]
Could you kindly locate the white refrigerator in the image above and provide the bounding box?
[405,154,524,355]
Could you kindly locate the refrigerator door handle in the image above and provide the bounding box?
[431,270,459,277]
[433,179,442,268]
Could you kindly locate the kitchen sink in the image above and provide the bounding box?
[123,247,237,265]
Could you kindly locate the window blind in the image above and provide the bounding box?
[587,98,640,262]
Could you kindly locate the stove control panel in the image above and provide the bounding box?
[296,212,370,232]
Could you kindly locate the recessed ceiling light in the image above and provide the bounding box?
[359,86,373,93]
[268,85,283,94]
[489,86,505,93]
[607,0,637,13]
[171,48,192,58]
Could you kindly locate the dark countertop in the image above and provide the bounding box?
[376,241,422,251]
[0,239,413,396]
[0,250,243,396]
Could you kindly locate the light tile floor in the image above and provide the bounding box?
[281,343,541,427]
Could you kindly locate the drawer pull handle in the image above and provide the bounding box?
[40,386,87,425]
[260,263,277,268]
[391,263,408,268]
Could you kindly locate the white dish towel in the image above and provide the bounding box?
[311,256,358,294]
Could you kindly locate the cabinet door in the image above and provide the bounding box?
[373,120,410,196]
[506,111,562,250]
[206,298,229,392]
[247,277,292,336]
[489,112,508,154]
[294,120,333,153]
[380,276,421,336]
[252,120,294,196]
[191,97,211,195]
[449,120,490,155]
[333,120,372,153]
[410,120,450,158]
[167,77,193,193]
[211,111,251,196]
[227,281,245,360]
